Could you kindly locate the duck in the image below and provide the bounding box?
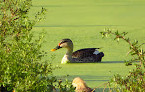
[51,39,104,64]
[72,77,95,92]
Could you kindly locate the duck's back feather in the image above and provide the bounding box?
[72,48,99,58]
[72,48,104,63]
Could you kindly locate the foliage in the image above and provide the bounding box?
[100,29,145,92]
[54,78,75,92]
[0,0,74,92]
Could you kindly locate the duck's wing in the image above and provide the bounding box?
[72,48,100,58]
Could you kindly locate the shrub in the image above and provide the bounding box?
[0,0,75,92]
[100,29,145,92]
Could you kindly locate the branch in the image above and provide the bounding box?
[100,29,145,66]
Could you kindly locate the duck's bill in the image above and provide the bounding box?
[51,49,56,51]
[51,45,62,51]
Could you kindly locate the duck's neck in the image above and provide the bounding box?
[61,47,73,64]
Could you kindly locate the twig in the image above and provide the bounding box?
[91,82,109,92]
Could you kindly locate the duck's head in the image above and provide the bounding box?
[51,39,73,51]
[72,77,88,90]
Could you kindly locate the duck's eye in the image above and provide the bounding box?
[60,41,67,44]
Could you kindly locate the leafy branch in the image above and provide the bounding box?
[100,29,145,92]
[100,29,145,67]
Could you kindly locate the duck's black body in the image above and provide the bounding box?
[72,48,104,63]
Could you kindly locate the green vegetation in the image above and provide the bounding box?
[0,0,54,91]
[0,0,74,92]
[101,30,145,91]
[1,0,145,91]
